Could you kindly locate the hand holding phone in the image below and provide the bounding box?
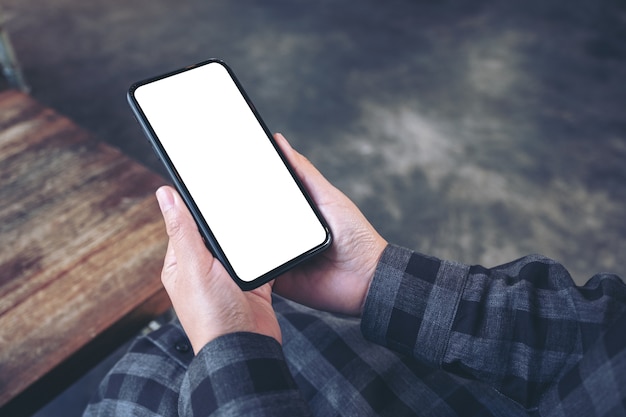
[271,133,388,316]
[156,184,281,352]
[128,60,332,290]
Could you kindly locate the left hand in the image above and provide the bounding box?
[156,185,281,354]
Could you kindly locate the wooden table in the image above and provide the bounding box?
[0,90,171,415]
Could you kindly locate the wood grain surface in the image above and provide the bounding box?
[0,90,171,413]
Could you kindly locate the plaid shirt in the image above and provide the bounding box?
[84,244,626,416]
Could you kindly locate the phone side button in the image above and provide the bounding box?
[150,145,161,161]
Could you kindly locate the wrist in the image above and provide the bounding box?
[357,239,388,316]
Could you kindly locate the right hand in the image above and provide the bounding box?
[156,186,281,354]
[272,133,388,316]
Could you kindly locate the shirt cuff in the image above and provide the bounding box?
[361,244,470,366]
[179,332,310,416]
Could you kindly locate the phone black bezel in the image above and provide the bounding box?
[127,59,332,291]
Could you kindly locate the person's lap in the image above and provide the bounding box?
[85,296,525,416]
[274,296,524,416]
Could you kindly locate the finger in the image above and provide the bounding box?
[274,133,335,204]
[156,186,211,274]
[160,239,178,289]
[274,132,314,178]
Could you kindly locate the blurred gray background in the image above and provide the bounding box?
[2,0,625,415]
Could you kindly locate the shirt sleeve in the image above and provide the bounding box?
[178,332,312,417]
[361,244,626,410]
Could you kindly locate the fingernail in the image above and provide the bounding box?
[275,133,291,149]
[156,187,175,213]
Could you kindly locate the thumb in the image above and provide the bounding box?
[273,133,336,206]
[155,185,212,278]
[160,239,178,286]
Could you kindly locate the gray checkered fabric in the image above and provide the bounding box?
[84,244,626,416]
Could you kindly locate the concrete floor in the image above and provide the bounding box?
[2,0,625,415]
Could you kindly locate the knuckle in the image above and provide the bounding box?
[160,269,170,286]
[160,251,177,288]
[164,211,185,240]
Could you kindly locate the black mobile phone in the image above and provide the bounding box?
[127,59,331,290]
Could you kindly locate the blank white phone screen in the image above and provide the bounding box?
[133,62,328,282]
